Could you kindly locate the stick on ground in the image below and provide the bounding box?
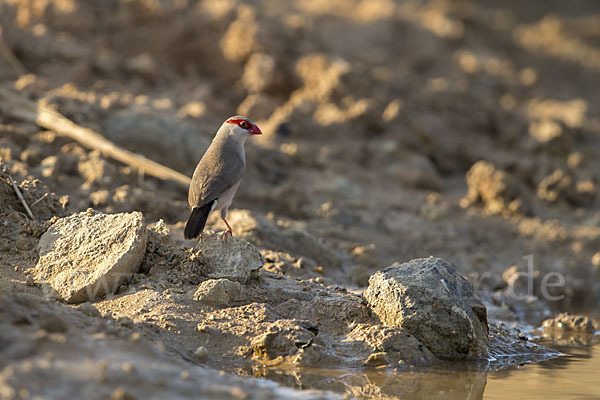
[1,162,35,220]
[0,88,191,188]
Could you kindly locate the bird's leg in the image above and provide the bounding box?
[193,232,204,250]
[221,218,233,242]
[221,209,232,243]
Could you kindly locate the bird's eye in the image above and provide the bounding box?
[239,121,248,129]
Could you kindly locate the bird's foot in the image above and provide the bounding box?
[193,233,204,250]
[221,230,232,243]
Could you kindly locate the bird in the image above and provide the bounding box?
[184,116,262,241]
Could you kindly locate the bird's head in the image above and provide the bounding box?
[221,116,262,143]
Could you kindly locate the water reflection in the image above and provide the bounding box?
[254,365,488,400]
[485,336,600,400]
[234,335,600,399]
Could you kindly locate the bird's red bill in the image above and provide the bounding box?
[250,125,262,135]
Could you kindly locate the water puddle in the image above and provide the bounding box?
[239,334,600,399]
[485,336,600,399]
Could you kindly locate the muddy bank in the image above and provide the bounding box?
[0,184,560,398]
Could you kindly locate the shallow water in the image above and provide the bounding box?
[485,336,600,400]
[251,335,600,399]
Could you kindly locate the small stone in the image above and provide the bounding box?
[462,161,530,216]
[194,346,208,361]
[542,313,596,334]
[77,302,101,318]
[25,275,35,287]
[295,257,316,270]
[193,232,263,284]
[192,278,245,307]
[365,352,389,367]
[116,316,134,329]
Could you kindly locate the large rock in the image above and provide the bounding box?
[364,257,489,357]
[193,232,263,284]
[33,210,147,303]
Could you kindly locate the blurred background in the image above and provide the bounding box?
[1,0,600,320]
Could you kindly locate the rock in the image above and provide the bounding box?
[90,189,110,207]
[194,346,208,362]
[25,275,36,287]
[542,313,596,334]
[365,352,388,367]
[291,341,334,367]
[192,279,246,307]
[364,257,489,357]
[193,232,263,284]
[461,160,531,216]
[78,151,117,185]
[77,302,102,318]
[251,322,316,360]
[116,316,134,329]
[489,290,551,324]
[33,210,147,303]
[488,324,561,368]
[225,210,341,268]
[344,324,435,367]
[528,119,572,154]
[537,169,596,207]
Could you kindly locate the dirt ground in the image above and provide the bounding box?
[1,0,600,398]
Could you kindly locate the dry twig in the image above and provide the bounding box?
[30,193,48,208]
[0,88,191,188]
[1,161,34,220]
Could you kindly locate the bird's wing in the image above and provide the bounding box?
[188,143,245,208]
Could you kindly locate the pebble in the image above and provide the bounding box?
[194,346,208,361]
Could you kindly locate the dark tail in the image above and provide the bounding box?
[184,201,215,239]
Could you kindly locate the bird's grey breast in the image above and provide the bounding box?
[188,139,245,207]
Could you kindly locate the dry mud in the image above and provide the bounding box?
[1,0,600,398]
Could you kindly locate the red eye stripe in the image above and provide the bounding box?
[225,118,250,129]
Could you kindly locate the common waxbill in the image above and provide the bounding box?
[184,116,262,240]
